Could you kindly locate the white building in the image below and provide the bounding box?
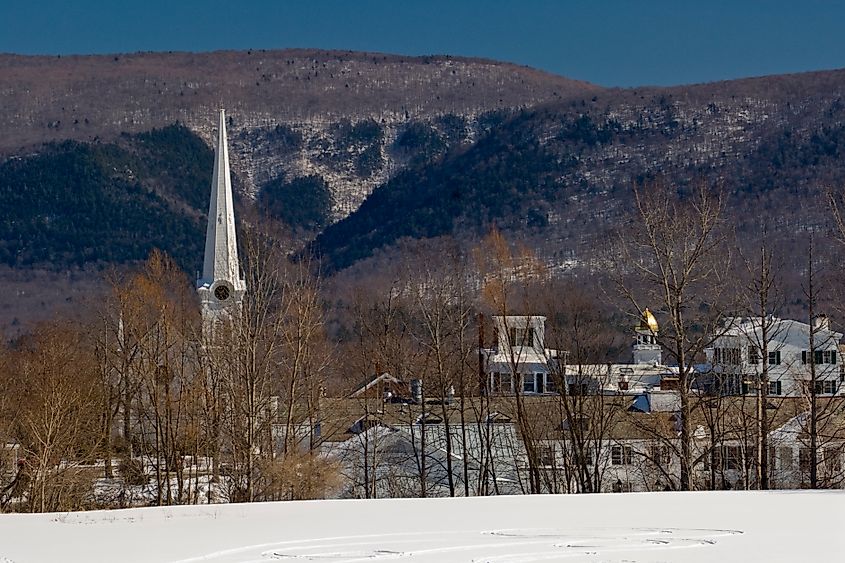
[484,311,674,396]
[484,315,561,394]
[705,315,843,397]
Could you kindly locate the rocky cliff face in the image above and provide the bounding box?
[0,49,598,222]
[313,68,845,273]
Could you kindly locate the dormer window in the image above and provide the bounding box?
[485,411,512,424]
[509,327,535,347]
[350,414,382,434]
[417,412,443,425]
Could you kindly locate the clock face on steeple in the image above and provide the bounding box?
[214,284,231,301]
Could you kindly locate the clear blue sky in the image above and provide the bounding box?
[2,0,844,87]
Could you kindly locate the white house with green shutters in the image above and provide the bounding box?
[705,315,843,397]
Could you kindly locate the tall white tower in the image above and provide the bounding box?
[197,109,245,323]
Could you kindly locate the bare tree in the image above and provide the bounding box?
[473,227,551,494]
[7,322,102,512]
[540,280,620,493]
[403,243,476,497]
[128,251,201,505]
[738,233,786,490]
[613,179,731,490]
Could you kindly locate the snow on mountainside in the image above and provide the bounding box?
[6,52,845,333]
[0,491,841,562]
[313,67,845,272]
[0,50,598,222]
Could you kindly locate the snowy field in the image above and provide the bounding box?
[0,491,842,562]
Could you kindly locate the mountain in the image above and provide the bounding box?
[0,49,597,220]
[314,69,845,272]
[3,50,845,332]
[0,49,597,334]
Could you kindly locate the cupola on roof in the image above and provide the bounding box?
[639,308,659,333]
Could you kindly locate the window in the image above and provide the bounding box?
[768,351,781,365]
[538,445,555,467]
[535,373,545,394]
[749,346,760,365]
[803,350,837,365]
[768,446,794,471]
[612,480,633,493]
[768,380,782,395]
[714,347,740,365]
[637,333,656,345]
[710,447,720,471]
[799,448,812,472]
[723,445,742,470]
[545,374,557,393]
[777,447,793,471]
[824,448,842,473]
[709,445,743,471]
[501,373,512,393]
[649,444,671,466]
[523,375,535,394]
[522,372,548,393]
[814,380,839,395]
[719,374,742,396]
[509,327,535,347]
[611,445,633,465]
[578,446,593,466]
[492,372,513,394]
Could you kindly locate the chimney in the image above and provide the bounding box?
[813,314,830,332]
[410,379,423,404]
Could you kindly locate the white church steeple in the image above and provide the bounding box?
[198,109,245,320]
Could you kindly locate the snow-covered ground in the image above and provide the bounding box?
[0,491,842,562]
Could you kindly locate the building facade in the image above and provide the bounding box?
[705,316,843,397]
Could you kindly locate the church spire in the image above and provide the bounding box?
[198,110,245,313]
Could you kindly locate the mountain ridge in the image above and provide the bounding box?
[3,50,845,334]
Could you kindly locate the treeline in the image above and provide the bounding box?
[2,180,845,511]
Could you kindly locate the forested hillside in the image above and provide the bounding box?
[0,125,210,271]
[4,50,845,333]
[314,69,845,272]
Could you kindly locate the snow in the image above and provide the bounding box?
[0,491,842,562]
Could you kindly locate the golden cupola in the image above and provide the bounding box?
[639,308,659,333]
